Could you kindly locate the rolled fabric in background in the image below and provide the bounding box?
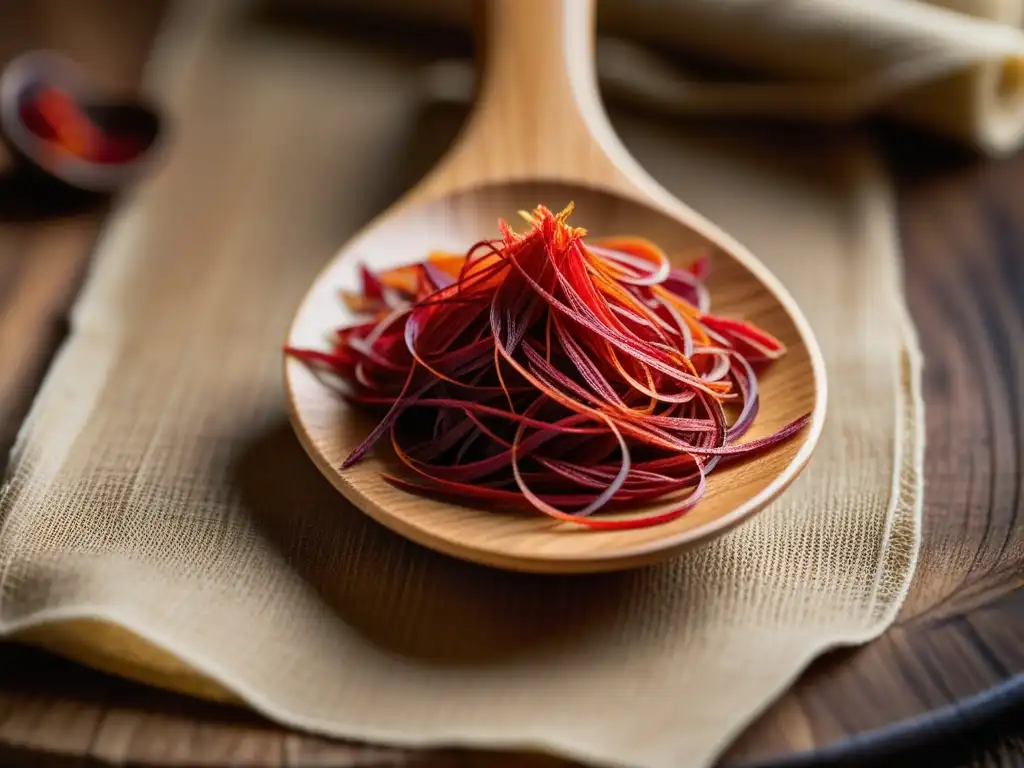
[301,0,1024,156]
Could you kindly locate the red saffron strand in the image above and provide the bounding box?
[287,203,809,529]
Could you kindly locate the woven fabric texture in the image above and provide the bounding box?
[0,1,926,766]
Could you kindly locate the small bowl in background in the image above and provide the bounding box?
[0,50,164,194]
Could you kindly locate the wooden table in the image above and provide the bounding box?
[0,2,1021,766]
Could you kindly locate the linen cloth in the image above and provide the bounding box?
[2,0,992,765]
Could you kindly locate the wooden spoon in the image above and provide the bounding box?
[284,0,827,573]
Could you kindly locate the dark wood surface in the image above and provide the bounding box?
[0,1,1022,766]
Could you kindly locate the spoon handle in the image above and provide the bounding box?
[410,0,636,201]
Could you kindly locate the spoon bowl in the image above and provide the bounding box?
[284,0,826,573]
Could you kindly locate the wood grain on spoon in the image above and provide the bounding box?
[283,0,827,573]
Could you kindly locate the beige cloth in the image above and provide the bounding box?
[0,1,931,767]
[597,0,1024,156]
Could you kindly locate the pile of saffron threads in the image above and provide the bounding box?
[286,203,810,530]
[20,86,144,164]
